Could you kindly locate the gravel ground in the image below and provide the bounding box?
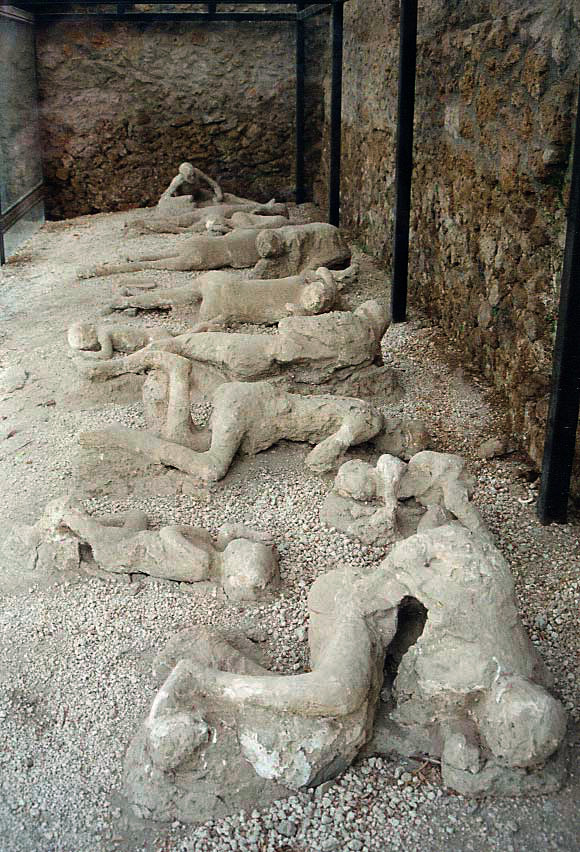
[0,208,578,852]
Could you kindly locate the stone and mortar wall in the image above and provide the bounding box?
[317,0,580,485]
[35,16,325,218]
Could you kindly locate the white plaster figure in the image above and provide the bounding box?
[79,364,398,481]
[1,497,279,601]
[73,300,390,392]
[158,162,224,206]
[107,264,358,323]
[321,450,486,546]
[130,199,289,235]
[67,321,174,360]
[124,520,566,821]
[78,223,351,279]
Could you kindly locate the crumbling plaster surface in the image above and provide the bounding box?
[316,0,580,491]
[34,16,325,218]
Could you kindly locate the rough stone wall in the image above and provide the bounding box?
[35,17,324,218]
[317,0,580,482]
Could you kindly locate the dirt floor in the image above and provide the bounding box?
[0,208,578,852]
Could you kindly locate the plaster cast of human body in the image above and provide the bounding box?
[107,265,358,324]
[80,366,407,480]
[158,162,224,206]
[67,321,174,360]
[79,222,351,279]
[2,497,279,601]
[130,199,289,235]
[73,300,389,393]
[124,520,566,820]
[322,450,487,546]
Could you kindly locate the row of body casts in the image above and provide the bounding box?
[48,163,567,818]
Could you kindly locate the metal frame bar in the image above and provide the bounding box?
[15,0,342,6]
[0,2,34,21]
[17,0,344,5]
[34,12,298,21]
[537,82,580,524]
[328,0,343,226]
[0,4,40,263]
[18,0,337,22]
[391,0,418,323]
[0,183,44,234]
[12,0,336,23]
[298,4,330,20]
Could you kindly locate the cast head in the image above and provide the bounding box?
[220,538,279,602]
[354,300,389,342]
[256,228,283,258]
[477,674,567,767]
[179,162,196,181]
[299,268,339,314]
[68,321,99,351]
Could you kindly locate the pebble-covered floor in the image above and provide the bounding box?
[0,207,578,852]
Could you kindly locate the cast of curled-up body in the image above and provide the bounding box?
[158,162,225,206]
[14,496,279,601]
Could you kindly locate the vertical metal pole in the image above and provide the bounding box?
[0,194,5,265]
[391,0,418,323]
[537,83,580,524]
[295,3,306,204]
[328,0,343,227]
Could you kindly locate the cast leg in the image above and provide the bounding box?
[111,283,202,312]
[306,408,383,473]
[79,253,182,278]
[72,344,181,382]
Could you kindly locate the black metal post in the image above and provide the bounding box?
[0,220,5,267]
[328,0,343,226]
[0,3,6,264]
[295,3,306,203]
[391,0,418,323]
[537,83,580,524]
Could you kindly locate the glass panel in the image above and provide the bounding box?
[3,200,45,259]
[0,9,43,214]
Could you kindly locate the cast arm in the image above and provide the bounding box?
[159,174,187,203]
[195,167,223,202]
